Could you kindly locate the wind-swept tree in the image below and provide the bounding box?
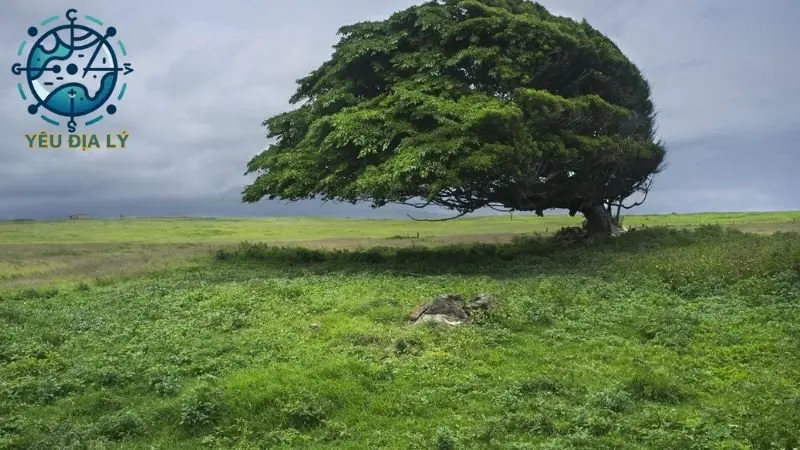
[242,0,665,237]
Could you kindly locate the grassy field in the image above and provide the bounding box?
[1,212,799,448]
[1,212,798,289]
[3,211,799,244]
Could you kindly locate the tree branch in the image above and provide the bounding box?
[406,210,470,222]
[618,188,650,210]
[487,204,514,212]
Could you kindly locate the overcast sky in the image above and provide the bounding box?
[1,0,798,219]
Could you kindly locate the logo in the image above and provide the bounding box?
[12,8,133,150]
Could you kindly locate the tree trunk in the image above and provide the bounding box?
[582,204,623,238]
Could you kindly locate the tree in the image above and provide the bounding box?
[242,0,666,237]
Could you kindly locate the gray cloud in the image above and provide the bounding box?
[0,0,797,220]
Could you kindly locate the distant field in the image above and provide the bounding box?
[7,214,578,244]
[2,211,799,244]
[1,212,798,288]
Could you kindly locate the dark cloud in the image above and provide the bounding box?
[0,0,798,220]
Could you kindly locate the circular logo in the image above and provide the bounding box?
[11,9,133,132]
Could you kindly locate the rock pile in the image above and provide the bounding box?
[408,293,495,326]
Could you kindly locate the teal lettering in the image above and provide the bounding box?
[118,131,129,148]
[87,134,100,149]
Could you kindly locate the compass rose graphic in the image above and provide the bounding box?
[11,8,133,132]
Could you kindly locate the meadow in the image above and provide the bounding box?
[0,212,799,448]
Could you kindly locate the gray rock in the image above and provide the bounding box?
[408,293,498,327]
[408,293,469,326]
[412,314,465,326]
[408,303,431,322]
[465,293,495,313]
[425,294,468,319]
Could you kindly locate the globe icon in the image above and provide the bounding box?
[12,9,133,131]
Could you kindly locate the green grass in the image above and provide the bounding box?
[2,212,798,289]
[2,211,798,244]
[1,214,799,448]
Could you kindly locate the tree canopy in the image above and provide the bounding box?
[242,0,665,234]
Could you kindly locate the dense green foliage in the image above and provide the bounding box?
[2,226,799,448]
[243,0,665,219]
